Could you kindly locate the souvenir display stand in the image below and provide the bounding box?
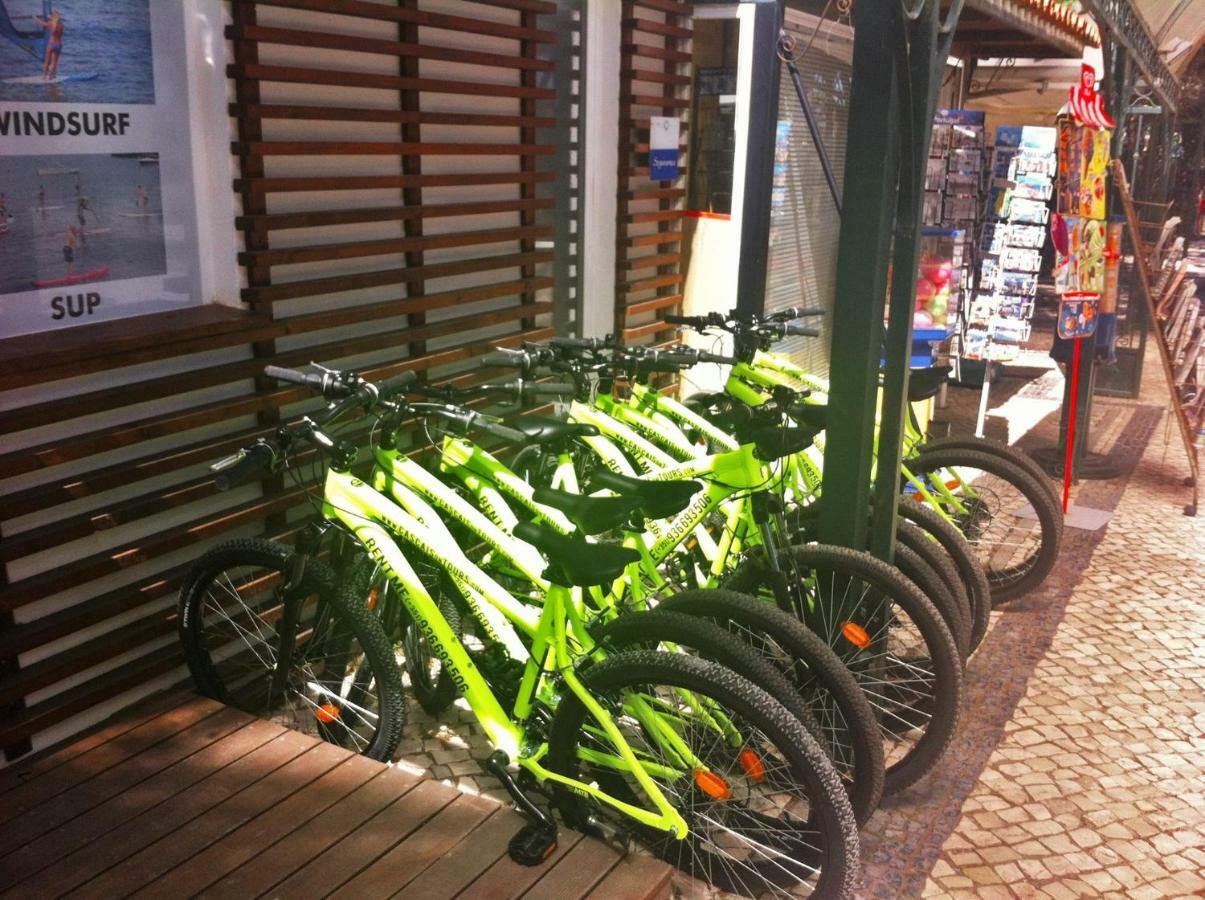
[963,126,1057,435]
[921,110,987,372]
[1032,65,1121,492]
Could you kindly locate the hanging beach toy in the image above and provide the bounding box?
[1067,63,1115,130]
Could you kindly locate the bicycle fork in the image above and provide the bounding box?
[266,523,324,705]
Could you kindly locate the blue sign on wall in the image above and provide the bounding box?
[649,116,680,181]
[650,148,679,181]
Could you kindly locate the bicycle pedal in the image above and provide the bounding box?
[508,822,558,866]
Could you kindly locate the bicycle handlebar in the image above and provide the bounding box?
[264,365,343,396]
[415,403,527,444]
[213,364,530,488]
[377,369,419,397]
[663,313,724,331]
[549,336,611,352]
[767,306,827,322]
[482,349,528,368]
[785,323,822,338]
[523,381,577,397]
[211,441,277,491]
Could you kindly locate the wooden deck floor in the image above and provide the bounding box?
[0,692,674,900]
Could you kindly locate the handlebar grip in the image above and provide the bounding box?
[479,420,528,444]
[264,365,326,392]
[663,314,713,330]
[550,336,607,350]
[657,352,699,367]
[772,307,828,321]
[699,352,738,365]
[786,323,822,337]
[211,443,276,491]
[523,381,576,397]
[377,369,417,397]
[482,350,526,368]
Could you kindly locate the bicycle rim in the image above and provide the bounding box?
[184,554,391,756]
[547,652,856,898]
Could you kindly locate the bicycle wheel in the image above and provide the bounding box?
[897,500,991,652]
[905,447,1063,604]
[654,588,884,826]
[547,651,859,898]
[894,526,971,663]
[725,544,963,795]
[355,556,460,717]
[178,538,405,761]
[915,434,1059,507]
[790,507,970,662]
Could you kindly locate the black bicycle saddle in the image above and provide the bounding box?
[907,366,952,403]
[587,469,702,519]
[749,425,818,461]
[531,486,643,534]
[513,521,640,587]
[512,416,599,445]
[788,402,828,433]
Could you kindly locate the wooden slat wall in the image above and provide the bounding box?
[0,0,577,762]
[615,0,692,342]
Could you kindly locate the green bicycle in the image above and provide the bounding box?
[451,350,963,797]
[179,366,860,898]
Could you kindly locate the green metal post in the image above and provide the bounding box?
[874,2,967,557]
[871,2,940,559]
[818,0,901,551]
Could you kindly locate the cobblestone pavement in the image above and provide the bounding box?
[857,341,1205,899]
[387,346,1204,900]
[915,417,1205,899]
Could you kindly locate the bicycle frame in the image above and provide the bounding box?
[439,427,791,610]
[721,353,976,519]
[320,465,692,836]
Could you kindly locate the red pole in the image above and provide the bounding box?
[1062,337,1081,514]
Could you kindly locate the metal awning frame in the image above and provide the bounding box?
[1082,0,1179,113]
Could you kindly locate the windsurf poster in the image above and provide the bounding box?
[0,0,209,339]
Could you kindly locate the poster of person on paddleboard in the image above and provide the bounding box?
[0,0,154,104]
[0,1,235,339]
[0,152,166,295]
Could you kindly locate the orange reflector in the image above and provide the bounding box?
[693,769,731,800]
[945,480,961,491]
[315,703,341,724]
[366,588,379,611]
[841,621,871,649]
[738,748,766,782]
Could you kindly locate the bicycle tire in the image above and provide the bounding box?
[597,607,878,826]
[598,610,824,738]
[654,588,884,826]
[178,538,405,761]
[897,500,991,652]
[546,650,859,898]
[724,543,963,795]
[914,435,1059,508]
[892,540,970,665]
[401,592,460,715]
[895,525,971,663]
[791,509,972,661]
[906,447,1063,604]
